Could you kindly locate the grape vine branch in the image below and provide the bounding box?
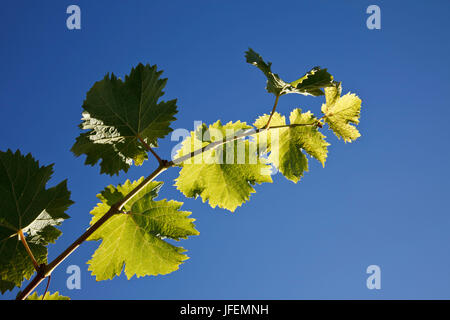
[16,120,319,300]
[0,48,363,300]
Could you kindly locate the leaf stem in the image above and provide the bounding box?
[136,134,164,165]
[41,275,51,300]
[18,229,39,271]
[263,94,280,129]
[15,164,169,300]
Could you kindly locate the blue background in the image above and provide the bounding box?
[1,0,450,299]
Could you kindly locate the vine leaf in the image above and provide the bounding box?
[71,63,178,175]
[0,150,73,293]
[174,120,273,212]
[321,82,362,142]
[0,280,15,294]
[26,291,70,300]
[253,112,286,154]
[288,67,335,96]
[245,48,334,96]
[87,178,199,281]
[254,110,329,183]
[245,48,288,96]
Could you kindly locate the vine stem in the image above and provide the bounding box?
[263,94,280,129]
[16,121,319,300]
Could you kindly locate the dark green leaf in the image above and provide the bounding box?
[245,48,334,96]
[71,63,178,175]
[0,150,72,292]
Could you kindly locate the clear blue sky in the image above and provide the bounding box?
[1,0,450,299]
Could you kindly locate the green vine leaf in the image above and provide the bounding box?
[174,120,273,212]
[253,112,285,154]
[0,280,15,294]
[288,67,335,96]
[26,291,70,300]
[254,110,329,183]
[71,63,178,175]
[245,48,334,96]
[321,82,362,142]
[0,150,73,292]
[87,178,199,281]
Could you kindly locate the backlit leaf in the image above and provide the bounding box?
[26,291,70,300]
[87,179,199,281]
[321,82,362,142]
[254,110,329,183]
[174,120,273,212]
